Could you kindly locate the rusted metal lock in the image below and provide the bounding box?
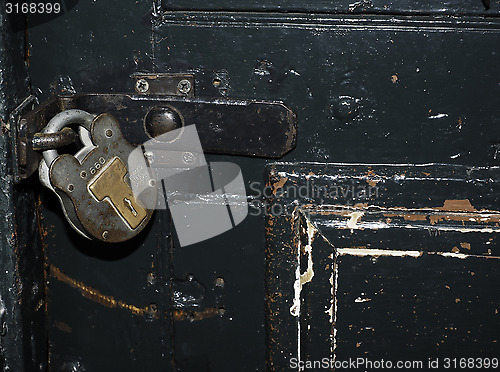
[38,109,156,242]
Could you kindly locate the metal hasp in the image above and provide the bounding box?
[13,92,297,182]
[32,127,77,151]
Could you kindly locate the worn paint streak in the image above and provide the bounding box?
[290,218,316,317]
[338,248,423,257]
[326,272,334,323]
[332,252,339,361]
[314,204,500,225]
[49,264,154,317]
[338,248,500,259]
[429,251,500,260]
[308,203,500,233]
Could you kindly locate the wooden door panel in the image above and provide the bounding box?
[266,163,500,369]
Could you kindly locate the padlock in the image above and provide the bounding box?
[39,109,156,242]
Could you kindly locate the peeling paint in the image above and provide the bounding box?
[428,113,448,119]
[326,272,334,323]
[271,176,288,196]
[346,211,364,231]
[460,242,471,250]
[438,199,476,212]
[290,219,317,317]
[355,296,372,303]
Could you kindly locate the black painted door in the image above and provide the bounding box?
[2,0,499,371]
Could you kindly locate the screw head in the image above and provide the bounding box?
[214,277,225,288]
[135,78,150,93]
[102,231,109,240]
[182,152,195,164]
[177,79,192,94]
[147,272,157,285]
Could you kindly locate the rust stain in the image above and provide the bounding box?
[391,74,398,83]
[272,177,288,196]
[49,264,154,318]
[451,247,460,253]
[173,307,224,321]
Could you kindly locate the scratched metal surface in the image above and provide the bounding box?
[22,0,500,371]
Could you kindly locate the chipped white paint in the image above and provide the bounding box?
[346,211,364,231]
[290,219,317,317]
[337,248,500,259]
[355,297,372,303]
[429,251,500,260]
[290,218,317,366]
[429,113,448,119]
[325,272,334,323]
[337,247,423,258]
[331,251,340,363]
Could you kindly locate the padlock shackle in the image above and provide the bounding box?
[42,109,95,167]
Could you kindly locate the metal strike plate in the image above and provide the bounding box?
[132,73,195,96]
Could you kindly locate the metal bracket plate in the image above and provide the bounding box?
[132,73,195,96]
[12,76,297,183]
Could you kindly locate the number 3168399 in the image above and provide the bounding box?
[6,2,61,14]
